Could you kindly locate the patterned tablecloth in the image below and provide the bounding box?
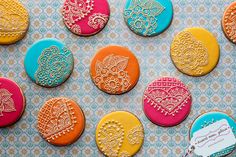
[0,0,235,156]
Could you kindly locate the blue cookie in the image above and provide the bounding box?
[190,112,236,157]
[124,0,173,37]
[24,38,74,87]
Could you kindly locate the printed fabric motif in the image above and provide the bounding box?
[0,88,16,116]
[171,31,209,75]
[0,0,28,36]
[97,120,125,157]
[37,98,77,142]
[124,0,165,36]
[144,78,191,117]
[93,54,131,94]
[34,46,73,87]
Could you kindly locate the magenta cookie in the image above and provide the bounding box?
[143,77,192,127]
[0,77,25,127]
[62,0,110,36]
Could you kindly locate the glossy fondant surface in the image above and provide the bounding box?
[24,38,74,87]
[0,77,25,127]
[190,112,236,157]
[124,0,173,36]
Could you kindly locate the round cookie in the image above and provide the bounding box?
[143,77,192,127]
[37,97,85,146]
[62,0,110,36]
[0,77,25,127]
[24,38,74,88]
[190,111,236,157]
[96,111,144,157]
[0,0,29,44]
[90,45,140,95]
[171,27,220,76]
[171,27,220,77]
[222,2,236,44]
[124,0,173,37]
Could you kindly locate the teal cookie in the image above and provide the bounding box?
[124,0,173,37]
[190,112,236,157]
[24,38,74,87]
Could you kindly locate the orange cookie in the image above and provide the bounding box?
[37,97,85,146]
[222,2,236,43]
[90,45,140,95]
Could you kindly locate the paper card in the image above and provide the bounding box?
[190,119,236,157]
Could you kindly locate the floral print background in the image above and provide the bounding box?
[0,0,235,156]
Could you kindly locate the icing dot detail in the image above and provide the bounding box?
[97,120,125,157]
[143,77,192,127]
[90,45,140,95]
[222,2,236,43]
[34,46,74,87]
[0,0,29,44]
[124,0,173,37]
[93,54,131,94]
[37,98,77,142]
[62,0,110,36]
[96,111,144,157]
[171,31,209,75]
[0,88,16,117]
[171,28,219,77]
[127,125,144,145]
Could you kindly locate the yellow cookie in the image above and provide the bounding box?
[170,27,220,77]
[96,111,144,157]
[0,0,29,44]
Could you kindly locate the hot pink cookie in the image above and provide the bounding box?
[0,77,25,127]
[62,0,110,36]
[143,77,192,127]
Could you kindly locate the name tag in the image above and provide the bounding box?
[190,119,236,157]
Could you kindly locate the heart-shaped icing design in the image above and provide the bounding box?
[38,98,77,142]
[144,77,191,116]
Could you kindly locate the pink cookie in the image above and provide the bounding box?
[143,77,192,127]
[0,77,25,127]
[62,0,110,36]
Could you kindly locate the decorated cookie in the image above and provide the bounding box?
[24,38,74,88]
[143,77,192,127]
[62,0,110,36]
[37,97,85,146]
[0,77,25,127]
[96,111,144,157]
[171,27,220,77]
[90,45,140,95]
[190,112,236,157]
[222,2,236,44]
[0,0,29,44]
[124,0,173,37]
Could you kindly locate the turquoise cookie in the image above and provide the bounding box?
[124,0,173,37]
[24,38,74,87]
[190,112,236,157]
